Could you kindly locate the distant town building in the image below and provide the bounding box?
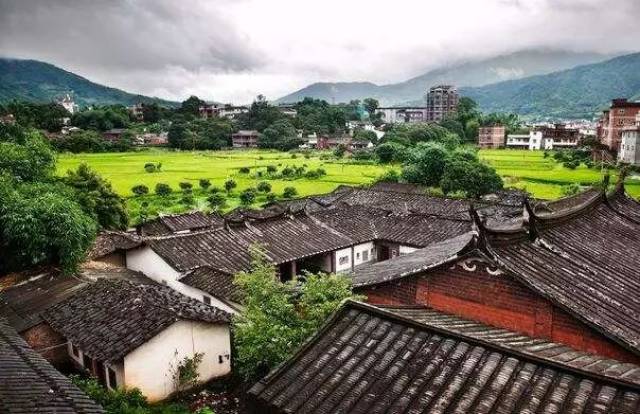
[0,113,16,125]
[102,128,127,142]
[597,98,640,152]
[477,125,506,149]
[57,94,77,114]
[199,104,221,119]
[128,103,145,121]
[618,113,640,165]
[277,104,298,117]
[375,107,427,123]
[232,130,260,148]
[139,132,168,146]
[425,85,459,121]
[219,105,249,119]
[316,135,351,150]
[506,124,579,150]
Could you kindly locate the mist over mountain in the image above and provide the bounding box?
[277,50,614,105]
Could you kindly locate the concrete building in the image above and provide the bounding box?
[375,107,427,123]
[128,103,144,121]
[506,124,579,150]
[231,130,260,148]
[219,105,248,119]
[199,104,221,119]
[618,113,640,165]
[597,98,640,152]
[477,125,506,149]
[58,94,77,114]
[425,85,459,121]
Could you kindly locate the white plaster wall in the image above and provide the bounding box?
[174,282,238,314]
[123,320,231,402]
[334,247,352,273]
[399,245,418,255]
[126,247,181,284]
[353,242,375,267]
[105,361,125,390]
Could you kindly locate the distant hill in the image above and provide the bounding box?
[277,50,613,105]
[461,52,640,119]
[0,58,177,107]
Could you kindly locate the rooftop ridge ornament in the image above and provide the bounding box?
[468,203,487,251]
[523,197,539,241]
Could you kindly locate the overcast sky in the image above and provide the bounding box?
[1,0,639,103]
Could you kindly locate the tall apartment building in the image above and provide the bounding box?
[425,85,459,121]
[477,125,506,149]
[618,113,640,165]
[597,98,640,152]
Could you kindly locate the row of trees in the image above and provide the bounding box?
[0,123,127,274]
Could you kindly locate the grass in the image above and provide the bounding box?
[56,148,639,223]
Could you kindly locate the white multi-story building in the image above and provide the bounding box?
[618,113,640,165]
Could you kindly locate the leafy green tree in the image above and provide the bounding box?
[53,130,107,153]
[155,183,172,196]
[168,122,190,149]
[71,106,129,131]
[233,248,360,380]
[64,163,128,230]
[179,182,193,191]
[180,95,206,117]
[256,181,272,193]
[131,184,149,196]
[282,186,298,199]
[199,179,211,190]
[401,143,448,186]
[353,128,378,144]
[0,182,97,273]
[363,98,379,116]
[239,188,257,206]
[440,158,503,198]
[260,119,302,150]
[224,179,237,193]
[0,129,55,182]
[207,193,226,211]
[375,142,405,163]
[237,95,284,132]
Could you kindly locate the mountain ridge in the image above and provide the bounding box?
[0,58,177,107]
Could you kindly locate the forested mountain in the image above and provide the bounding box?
[0,58,176,107]
[461,52,640,119]
[277,50,613,105]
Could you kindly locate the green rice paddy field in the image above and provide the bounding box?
[56,149,640,221]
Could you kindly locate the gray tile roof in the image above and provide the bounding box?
[179,266,241,303]
[249,301,640,413]
[141,211,223,236]
[349,232,476,287]
[44,279,230,362]
[0,319,104,413]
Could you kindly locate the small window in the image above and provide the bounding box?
[161,280,168,285]
[356,252,360,259]
[71,344,79,358]
[107,367,117,389]
[338,256,349,265]
[203,296,211,305]
[362,250,369,261]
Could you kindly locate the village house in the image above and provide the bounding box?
[198,103,221,119]
[598,98,640,152]
[102,128,127,142]
[350,178,640,365]
[57,93,77,114]
[43,278,232,402]
[219,105,249,119]
[0,319,104,413]
[231,130,260,148]
[425,84,459,121]
[506,124,580,150]
[477,124,505,149]
[128,103,144,121]
[249,300,640,413]
[375,106,427,123]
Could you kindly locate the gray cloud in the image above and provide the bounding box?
[0,0,639,103]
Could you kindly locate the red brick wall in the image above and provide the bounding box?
[22,323,71,369]
[358,262,640,364]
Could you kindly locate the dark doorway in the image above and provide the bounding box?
[378,245,391,261]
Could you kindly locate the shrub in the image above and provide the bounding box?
[316,168,326,176]
[210,186,221,194]
[563,160,579,170]
[179,181,193,191]
[282,186,297,199]
[333,144,347,158]
[266,165,277,174]
[144,163,156,173]
[172,352,204,392]
[375,169,400,183]
[155,183,172,196]
[207,193,226,211]
[239,167,251,174]
[305,170,321,179]
[198,178,211,190]
[281,166,294,177]
[180,194,194,205]
[239,188,257,205]
[352,149,374,161]
[291,154,298,159]
[131,184,149,196]
[224,179,237,193]
[257,181,272,193]
[561,183,581,196]
[265,193,277,203]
